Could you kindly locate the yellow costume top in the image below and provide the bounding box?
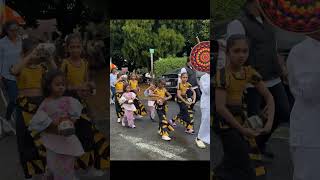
[154,88,167,99]
[129,80,138,90]
[178,82,192,96]
[115,81,124,92]
[214,66,262,105]
[61,59,88,87]
[17,64,46,90]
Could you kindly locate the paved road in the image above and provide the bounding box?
[212,124,293,180]
[0,69,110,180]
[110,100,210,160]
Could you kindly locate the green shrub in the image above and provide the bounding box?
[154,56,187,76]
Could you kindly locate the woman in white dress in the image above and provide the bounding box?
[287,32,320,180]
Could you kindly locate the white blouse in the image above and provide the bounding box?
[287,37,320,148]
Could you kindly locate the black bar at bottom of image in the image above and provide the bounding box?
[110,161,210,179]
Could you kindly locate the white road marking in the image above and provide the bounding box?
[119,133,187,160]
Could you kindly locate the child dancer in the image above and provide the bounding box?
[144,80,158,122]
[60,33,108,173]
[154,79,173,141]
[11,38,57,179]
[119,83,137,128]
[214,34,274,179]
[60,33,90,95]
[114,73,125,122]
[172,72,197,134]
[28,70,84,180]
[129,73,140,93]
[129,73,147,117]
[74,82,109,175]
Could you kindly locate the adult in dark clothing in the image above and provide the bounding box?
[226,0,290,158]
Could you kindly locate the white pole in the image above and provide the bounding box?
[151,53,153,77]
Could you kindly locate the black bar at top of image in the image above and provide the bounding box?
[111,161,211,179]
[110,0,210,19]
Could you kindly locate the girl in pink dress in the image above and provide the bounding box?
[119,83,137,128]
[29,70,84,180]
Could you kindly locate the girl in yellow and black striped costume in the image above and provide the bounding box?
[153,79,173,141]
[129,73,147,117]
[214,34,275,180]
[10,38,57,179]
[60,33,109,174]
[114,73,126,122]
[171,72,197,134]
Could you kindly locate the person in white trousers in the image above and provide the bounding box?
[287,32,320,180]
[195,72,210,148]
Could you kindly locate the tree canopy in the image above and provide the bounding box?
[5,0,108,35]
[212,0,245,24]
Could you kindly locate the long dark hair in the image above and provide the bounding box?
[42,70,65,97]
[123,82,130,92]
[22,38,39,56]
[65,33,82,47]
[226,34,249,53]
[156,78,166,87]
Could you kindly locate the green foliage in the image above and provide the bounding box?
[110,20,126,58]
[121,20,155,68]
[158,20,210,54]
[110,20,209,69]
[154,56,187,77]
[154,26,185,58]
[136,67,149,74]
[212,0,246,24]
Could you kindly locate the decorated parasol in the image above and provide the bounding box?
[0,5,25,25]
[258,0,320,34]
[189,38,210,72]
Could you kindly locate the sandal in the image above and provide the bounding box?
[168,119,177,127]
[185,129,195,135]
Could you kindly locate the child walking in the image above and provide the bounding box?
[60,33,108,173]
[114,73,126,122]
[129,73,140,93]
[119,83,137,128]
[171,72,197,134]
[129,73,147,117]
[60,33,90,96]
[153,79,173,141]
[11,38,57,179]
[29,70,84,180]
[214,34,275,180]
[144,80,158,122]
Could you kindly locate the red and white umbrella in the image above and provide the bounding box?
[0,5,25,25]
[258,0,320,34]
